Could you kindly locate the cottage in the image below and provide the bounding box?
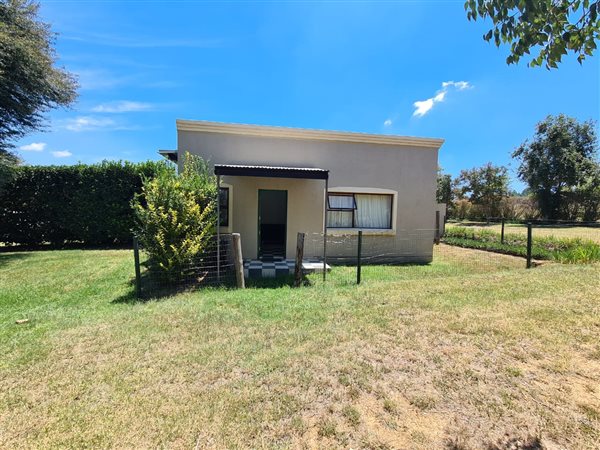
[160,120,444,264]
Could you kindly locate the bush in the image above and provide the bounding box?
[443,227,600,263]
[132,153,217,281]
[0,160,169,246]
[499,196,541,220]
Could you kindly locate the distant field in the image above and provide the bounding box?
[447,221,600,243]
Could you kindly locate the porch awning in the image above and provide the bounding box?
[214,164,329,180]
[158,149,178,162]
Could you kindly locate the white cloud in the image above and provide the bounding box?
[383,119,393,127]
[19,142,46,152]
[442,80,471,90]
[52,150,72,158]
[413,98,435,117]
[413,80,472,118]
[64,116,117,132]
[92,101,154,113]
[433,91,446,102]
[63,116,142,132]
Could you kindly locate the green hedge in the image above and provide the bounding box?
[443,227,600,264]
[0,160,173,246]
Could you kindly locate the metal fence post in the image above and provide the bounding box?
[526,222,532,269]
[294,232,305,287]
[232,233,245,289]
[357,230,362,285]
[501,217,505,244]
[133,236,141,298]
[216,175,221,282]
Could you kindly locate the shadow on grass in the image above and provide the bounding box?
[113,274,301,304]
[112,272,240,304]
[245,275,296,289]
[112,289,141,305]
[450,221,494,228]
[0,252,35,268]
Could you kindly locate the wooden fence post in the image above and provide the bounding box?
[434,211,440,244]
[357,230,362,285]
[526,222,532,269]
[294,232,305,287]
[501,217,505,244]
[133,236,141,298]
[231,233,245,289]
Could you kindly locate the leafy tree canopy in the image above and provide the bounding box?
[465,0,600,68]
[513,114,599,220]
[0,0,77,155]
[455,163,510,217]
[436,167,454,205]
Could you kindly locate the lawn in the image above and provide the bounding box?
[447,221,600,243]
[1,248,599,449]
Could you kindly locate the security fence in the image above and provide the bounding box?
[295,218,600,287]
[445,218,600,264]
[131,219,599,295]
[133,233,242,298]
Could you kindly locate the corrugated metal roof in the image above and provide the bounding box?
[214,164,329,180]
[158,149,178,162]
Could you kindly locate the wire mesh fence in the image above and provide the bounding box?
[298,228,523,287]
[296,218,600,287]
[133,234,238,298]
[445,218,600,264]
[447,217,600,243]
[131,218,599,295]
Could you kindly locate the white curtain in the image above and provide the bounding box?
[355,194,392,228]
[328,195,354,209]
[327,210,353,227]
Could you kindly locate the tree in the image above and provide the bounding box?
[465,0,600,69]
[0,0,77,156]
[455,163,510,218]
[436,167,454,205]
[132,153,217,282]
[0,151,19,194]
[513,114,599,220]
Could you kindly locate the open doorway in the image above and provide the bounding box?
[258,189,287,259]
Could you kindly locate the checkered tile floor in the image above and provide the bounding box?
[244,257,323,278]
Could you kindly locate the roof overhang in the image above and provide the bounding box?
[214,164,329,180]
[158,149,178,162]
[177,119,444,149]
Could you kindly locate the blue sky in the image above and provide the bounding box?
[16,1,600,189]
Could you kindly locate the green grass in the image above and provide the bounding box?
[1,249,599,449]
[444,226,600,263]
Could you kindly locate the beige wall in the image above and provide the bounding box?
[222,176,325,259]
[178,129,440,261]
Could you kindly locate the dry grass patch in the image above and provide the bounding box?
[1,250,599,448]
[448,221,600,243]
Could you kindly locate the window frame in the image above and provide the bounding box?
[326,192,393,230]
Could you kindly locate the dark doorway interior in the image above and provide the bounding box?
[258,189,287,259]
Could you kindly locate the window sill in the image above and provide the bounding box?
[326,228,396,236]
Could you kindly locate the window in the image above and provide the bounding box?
[219,187,229,227]
[326,193,392,229]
